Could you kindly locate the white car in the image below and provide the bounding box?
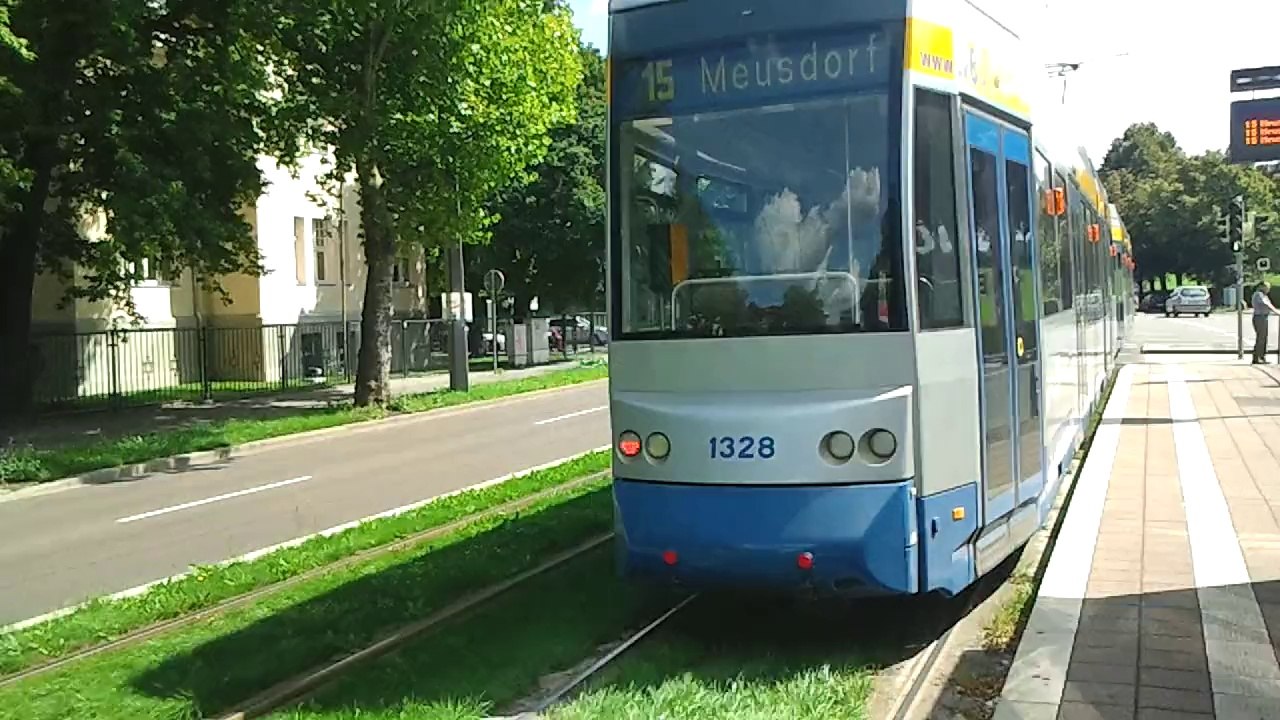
[1165,286,1212,317]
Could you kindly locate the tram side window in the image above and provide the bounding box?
[1055,174,1073,311]
[912,89,963,330]
[1034,153,1062,317]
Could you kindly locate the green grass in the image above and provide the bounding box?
[0,361,607,484]
[44,379,335,412]
[0,477,616,720]
[271,544,678,720]
[546,596,879,720]
[0,450,610,677]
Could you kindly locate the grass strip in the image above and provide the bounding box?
[547,596,877,720]
[269,542,679,720]
[0,478,615,720]
[0,360,607,484]
[0,450,610,677]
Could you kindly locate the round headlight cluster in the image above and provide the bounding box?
[616,430,671,462]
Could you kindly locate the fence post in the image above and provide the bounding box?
[277,325,287,390]
[108,329,122,408]
[402,319,410,378]
[199,326,212,402]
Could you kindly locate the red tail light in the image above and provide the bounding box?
[618,430,642,458]
[662,550,678,566]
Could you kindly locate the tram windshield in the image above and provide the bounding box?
[616,92,905,340]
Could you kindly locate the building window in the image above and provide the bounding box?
[128,258,172,286]
[294,216,306,285]
[392,256,411,284]
[313,218,329,284]
[912,89,964,330]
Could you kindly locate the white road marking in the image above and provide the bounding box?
[6,446,610,632]
[996,364,1134,711]
[1037,363,1133,600]
[1167,366,1280,708]
[535,405,607,426]
[1167,366,1250,586]
[115,476,313,524]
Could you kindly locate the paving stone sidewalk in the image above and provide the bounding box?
[995,361,1280,720]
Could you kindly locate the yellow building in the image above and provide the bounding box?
[28,152,433,405]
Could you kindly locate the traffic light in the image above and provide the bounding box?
[1228,194,1245,253]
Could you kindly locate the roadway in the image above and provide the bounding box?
[0,381,611,627]
[1129,309,1257,352]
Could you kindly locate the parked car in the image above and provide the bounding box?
[1140,291,1169,314]
[1165,286,1212,317]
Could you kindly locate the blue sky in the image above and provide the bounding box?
[564,1,1280,164]
[566,0,608,52]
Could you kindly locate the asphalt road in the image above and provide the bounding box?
[0,381,610,627]
[1130,310,1257,351]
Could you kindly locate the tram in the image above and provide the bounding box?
[605,0,1136,597]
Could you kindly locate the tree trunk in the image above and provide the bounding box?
[0,148,57,421]
[353,163,395,407]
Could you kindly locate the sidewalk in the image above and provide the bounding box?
[995,360,1280,720]
[3,356,604,452]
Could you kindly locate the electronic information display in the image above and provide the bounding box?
[1230,97,1280,163]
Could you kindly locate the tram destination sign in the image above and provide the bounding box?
[612,27,893,118]
[1229,97,1280,164]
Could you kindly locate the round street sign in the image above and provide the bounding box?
[484,269,505,295]
[1258,257,1272,272]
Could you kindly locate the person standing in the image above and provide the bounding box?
[1253,281,1280,364]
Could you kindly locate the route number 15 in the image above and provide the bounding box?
[640,59,675,102]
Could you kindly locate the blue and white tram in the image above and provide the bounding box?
[604,0,1135,597]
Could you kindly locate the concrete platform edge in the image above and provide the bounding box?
[992,364,1137,719]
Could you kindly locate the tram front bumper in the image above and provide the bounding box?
[612,478,921,597]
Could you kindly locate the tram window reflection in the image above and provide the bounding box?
[912,89,963,330]
[616,92,905,339]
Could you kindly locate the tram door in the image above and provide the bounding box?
[963,111,1040,523]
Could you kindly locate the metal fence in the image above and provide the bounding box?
[29,312,608,411]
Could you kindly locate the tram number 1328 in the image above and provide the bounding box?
[709,436,777,460]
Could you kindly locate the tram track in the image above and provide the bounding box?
[492,592,701,719]
[209,532,616,720]
[878,567,1006,720]
[0,470,611,691]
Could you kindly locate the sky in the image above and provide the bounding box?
[564,0,1280,166]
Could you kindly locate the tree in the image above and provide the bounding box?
[0,0,284,416]
[270,0,581,406]
[1101,123,1280,293]
[470,43,605,321]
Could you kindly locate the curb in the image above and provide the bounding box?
[0,377,608,505]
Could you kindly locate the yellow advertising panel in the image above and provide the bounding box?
[904,18,955,79]
[904,7,1031,120]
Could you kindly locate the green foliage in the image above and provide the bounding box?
[2,0,279,301]
[471,43,606,317]
[268,0,583,405]
[0,0,285,413]
[1101,122,1280,290]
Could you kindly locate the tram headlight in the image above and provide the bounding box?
[865,429,898,461]
[646,432,671,460]
[821,431,856,463]
[617,430,642,459]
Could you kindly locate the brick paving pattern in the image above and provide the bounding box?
[996,362,1280,720]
